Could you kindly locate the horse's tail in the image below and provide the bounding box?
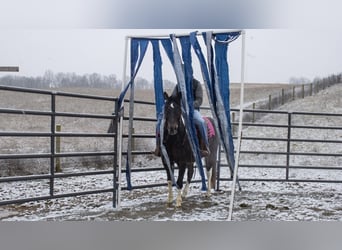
[211,160,217,190]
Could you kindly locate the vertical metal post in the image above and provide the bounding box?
[113,99,119,208]
[316,82,319,93]
[216,144,222,191]
[281,89,285,105]
[293,86,295,100]
[116,35,129,209]
[268,95,272,110]
[55,124,61,172]
[131,127,135,163]
[127,82,135,170]
[286,112,292,180]
[50,93,56,197]
[302,84,305,98]
[252,103,256,123]
[232,112,236,136]
[228,30,245,221]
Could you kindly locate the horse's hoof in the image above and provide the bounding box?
[176,197,182,207]
[200,149,210,157]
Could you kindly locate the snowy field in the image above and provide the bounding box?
[0,83,341,221]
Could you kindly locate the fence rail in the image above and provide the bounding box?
[0,85,120,207]
[219,107,342,187]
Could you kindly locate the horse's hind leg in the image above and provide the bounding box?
[205,150,217,197]
[206,117,219,195]
[182,182,190,198]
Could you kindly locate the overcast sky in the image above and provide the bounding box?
[0,1,341,84]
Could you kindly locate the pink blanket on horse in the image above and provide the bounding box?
[203,117,215,138]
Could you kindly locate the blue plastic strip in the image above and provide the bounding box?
[118,39,149,109]
[151,40,164,118]
[179,34,207,191]
[161,39,175,68]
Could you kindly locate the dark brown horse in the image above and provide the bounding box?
[161,91,219,207]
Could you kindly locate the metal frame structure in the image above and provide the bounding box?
[118,30,246,215]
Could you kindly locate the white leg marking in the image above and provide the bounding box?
[182,182,190,198]
[176,189,182,207]
[167,181,173,204]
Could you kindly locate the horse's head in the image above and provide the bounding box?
[164,91,182,136]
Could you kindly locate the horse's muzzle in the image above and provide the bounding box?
[168,125,178,135]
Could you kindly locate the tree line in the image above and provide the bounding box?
[0,70,121,89]
[1,70,340,90]
[289,73,342,85]
[312,73,342,86]
[0,70,176,90]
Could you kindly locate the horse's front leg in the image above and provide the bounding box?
[182,164,194,198]
[176,165,186,207]
[163,158,174,204]
[167,180,173,204]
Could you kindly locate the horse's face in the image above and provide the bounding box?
[164,92,181,136]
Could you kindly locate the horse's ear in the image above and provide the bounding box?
[163,92,169,100]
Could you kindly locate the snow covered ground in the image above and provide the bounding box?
[0,83,341,221]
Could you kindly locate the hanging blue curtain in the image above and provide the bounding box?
[213,32,240,175]
[117,38,149,190]
[118,37,180,190]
